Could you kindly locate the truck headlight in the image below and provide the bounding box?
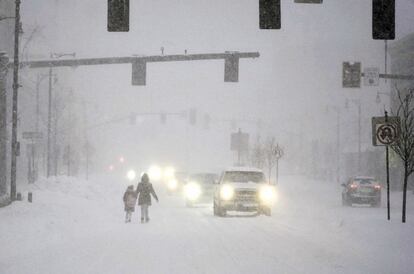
[220,185,234,201]
[259,185,277,204]
[184,182,201,201]
[167,179,178,190]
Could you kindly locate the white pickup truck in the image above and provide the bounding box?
[213,167,276,217]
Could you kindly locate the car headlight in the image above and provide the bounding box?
[220,185,234,201]
[184,182,201,201]
[167,179,178,190]
[259,185,277,204]
[164,167,175,180]
[148,165,162,181]
[126,169,136,181]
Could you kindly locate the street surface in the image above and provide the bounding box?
[1,175,413,274]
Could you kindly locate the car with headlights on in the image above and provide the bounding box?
[166,172,188,195]
[184,173,218,207]
[213,167,276,217]
[341,176,381,207]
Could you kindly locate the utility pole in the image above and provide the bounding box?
[0,52,9,198]
[10,0,21,201]
[47,67,52,177]
[385,110,391,220]
[358,100,361,174]
[336,109,341,184]
[53,84,59,176]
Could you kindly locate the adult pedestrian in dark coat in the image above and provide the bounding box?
[136,173,158,223]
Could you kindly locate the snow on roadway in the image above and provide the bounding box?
[0,175,413,274]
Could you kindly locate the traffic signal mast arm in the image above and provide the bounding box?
[86,111,184,130]
[14,52,260,69]
[361,72,414,81]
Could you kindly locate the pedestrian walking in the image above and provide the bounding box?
[123,185,137,223]
[136,173,159,223]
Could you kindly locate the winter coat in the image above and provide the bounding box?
[136,181,158,206]
[123,188,137,212]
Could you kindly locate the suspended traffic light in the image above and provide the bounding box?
[129,113,136,125]
[131,59,147,86]
[203,114,211,130]
[342,62,361,88]
[372,0,395,40]
[107,0,129,32]
[259,0,281,29]
[294,0,322,3]
[160,113,167,124]
[224,53,239,82]
[189,108,197,126]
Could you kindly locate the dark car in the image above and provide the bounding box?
[341,176,381,207]
[184,173,218,207]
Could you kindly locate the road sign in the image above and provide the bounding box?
[372,116,400,146]
[22,131,43,140]
[342,62,361,88]
[363,67,380,86]
[231,130,249,152]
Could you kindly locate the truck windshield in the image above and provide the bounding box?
[223,171,265,183]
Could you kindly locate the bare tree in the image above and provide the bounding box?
[250,136,265,169]
[264,137,284,184]
[391,87,414,223]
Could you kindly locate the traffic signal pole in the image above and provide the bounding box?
[10,0,21,201]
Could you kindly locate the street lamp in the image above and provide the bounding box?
[345,98,362,174]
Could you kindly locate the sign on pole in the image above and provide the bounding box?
[363,67,380,86]
[231,130,249,152]
[372,116,400,146]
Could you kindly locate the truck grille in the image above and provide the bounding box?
[235,190,257,202]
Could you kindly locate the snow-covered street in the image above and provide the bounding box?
[1,175,413,274]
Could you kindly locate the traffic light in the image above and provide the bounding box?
[132,59,146,86]
[189,109,197,126]
[372,0,395,40]
[160,113,167,124]
[203,114,211,130]
[108,0,129,32]
[231,120,237,131]
[129,113,136,125]
[224,53,239,82]
[259,0,281,29]
[342,62,361,88]
[294,0,322,3]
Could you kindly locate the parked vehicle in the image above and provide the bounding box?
[341,176,381,207]
[213,167,276,217]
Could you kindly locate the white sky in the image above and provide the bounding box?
[18,0,414,172]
